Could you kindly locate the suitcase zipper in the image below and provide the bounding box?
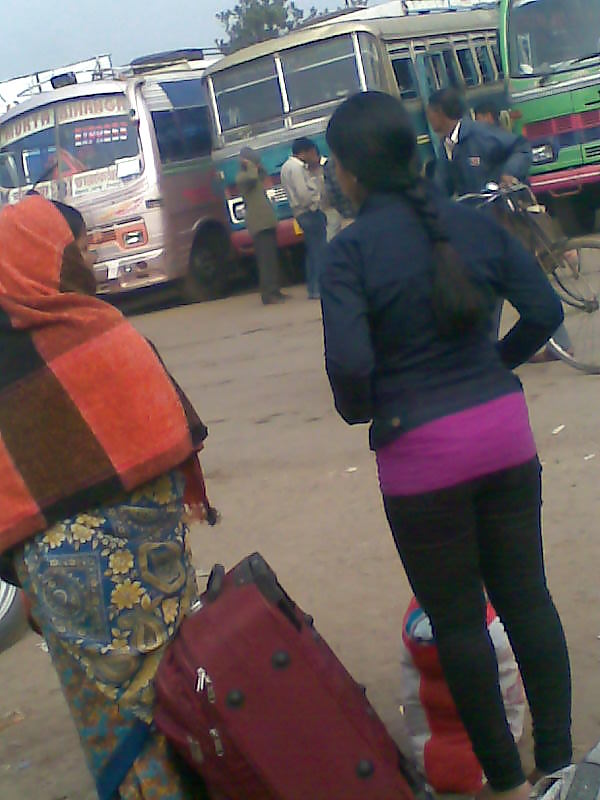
[209,728,225,757]
[195,667,216,703]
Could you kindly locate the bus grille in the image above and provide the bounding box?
[266,185,288,204]
[584,143,600,160]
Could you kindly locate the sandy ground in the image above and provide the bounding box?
[0,285,599,799]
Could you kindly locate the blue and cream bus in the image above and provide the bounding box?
[203,2,503,260]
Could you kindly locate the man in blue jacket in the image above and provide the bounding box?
[427,88,532,197]
[427,89,571,360]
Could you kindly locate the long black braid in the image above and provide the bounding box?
[326,91,490,337]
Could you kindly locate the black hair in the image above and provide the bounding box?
[292,137,317,156]
[52,200,85,240]
[474,99,500,124]
[428,87,466,121]
[326,91,489,337]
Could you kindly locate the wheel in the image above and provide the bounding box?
[181,227,230,303]
[546,237,600,373]
[0,579,28,654]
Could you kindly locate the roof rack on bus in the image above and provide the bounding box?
[129,48,223,74]
[2,55,116,108]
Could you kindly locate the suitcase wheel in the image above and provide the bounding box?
[271,650,291,670]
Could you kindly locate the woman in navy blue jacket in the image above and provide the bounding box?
[321,92,572,800]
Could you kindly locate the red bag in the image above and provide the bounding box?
[155,552,423,800]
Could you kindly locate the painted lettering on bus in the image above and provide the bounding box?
[56,95,129,124]
[0,109,54,147]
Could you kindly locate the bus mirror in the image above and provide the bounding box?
[0,153,19,188]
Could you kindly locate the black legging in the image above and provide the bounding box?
[384,458,572,791]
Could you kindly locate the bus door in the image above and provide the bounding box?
[143,77,227,277]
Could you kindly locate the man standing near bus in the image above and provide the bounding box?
[281,138,327,300]
[236,147,286,305]
[426,88,532,196]
[428,89,571,361]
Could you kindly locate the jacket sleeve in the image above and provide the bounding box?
[489,128,532,182]
[492,226,564,369]
[430,155,454,197]
[320,237,374,424]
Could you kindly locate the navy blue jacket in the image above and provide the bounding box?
[320,191,563,450]
[434,117,532,197]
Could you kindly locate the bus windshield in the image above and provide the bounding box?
[280,36,359,112]
[508,0,600,77]
[211,33,365,143]
[0,94,140,190]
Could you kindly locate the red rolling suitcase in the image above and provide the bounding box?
[155,552,423,800]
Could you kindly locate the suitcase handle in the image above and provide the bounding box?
[205,564,226,602]
[235,553,302,631]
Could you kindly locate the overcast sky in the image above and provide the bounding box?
[0,0,335,81]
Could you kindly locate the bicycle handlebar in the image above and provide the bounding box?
[456,182,532,206]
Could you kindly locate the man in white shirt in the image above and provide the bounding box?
[280,137,327,299]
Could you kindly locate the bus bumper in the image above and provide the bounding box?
[94,247,173,295]
[231,218,304,257]
[530,164,600,196]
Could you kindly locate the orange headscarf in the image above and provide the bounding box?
[0,195,204,552]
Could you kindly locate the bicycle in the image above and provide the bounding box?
[457,182,600,373]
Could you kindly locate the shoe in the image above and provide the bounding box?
[262,294,286,305]
[308,293,320,300]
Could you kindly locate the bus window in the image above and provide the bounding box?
[419,54,441,94]
[280,36,360,111]
[58,115,139,176]
[456,48,479,86]
[491,41,504,78]
[358,33,386,90]
[476,45,495,82]
[441,49,462,87]
[157,79,206,109]
[212,56,283,132]
[152,107,212,163]
[391,56,418,99]
[1,126,56,186]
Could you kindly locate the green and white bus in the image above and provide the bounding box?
[500,0,600,233]
[203,2,503,261]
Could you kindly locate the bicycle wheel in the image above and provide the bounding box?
[546,237,600,373]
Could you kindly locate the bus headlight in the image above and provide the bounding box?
[116,220,148,249]
[531,143,555,164]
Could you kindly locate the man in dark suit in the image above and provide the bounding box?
[426,88,532,198]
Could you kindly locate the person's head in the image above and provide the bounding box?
[292,137,320,168]
[427,88,466,137]
[239,146,261,167]
[326,91,490,337]
[474,100,500,127]
[52,201,96,295]
[0,195,96,299]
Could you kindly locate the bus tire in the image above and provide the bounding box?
[182,227,230,303]
[0,580,29,654]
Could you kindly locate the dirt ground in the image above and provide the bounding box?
[1,285,599,799]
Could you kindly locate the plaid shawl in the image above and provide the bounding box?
[0,195,206,554]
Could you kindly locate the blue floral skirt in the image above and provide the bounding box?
[15,470,204,799]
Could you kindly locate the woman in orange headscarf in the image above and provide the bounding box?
[0,194,213,799]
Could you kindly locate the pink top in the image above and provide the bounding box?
[376,392,537,497]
